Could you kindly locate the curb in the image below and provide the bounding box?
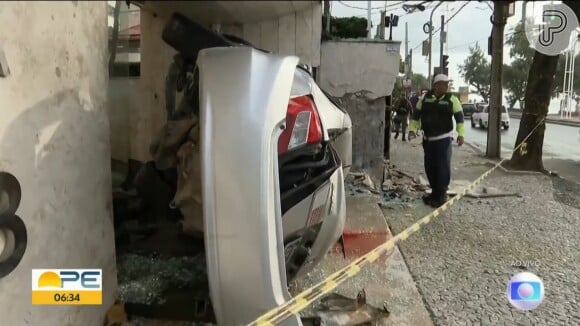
[463,141,546,175]
[509,114,580,127]
[464,141,483,154]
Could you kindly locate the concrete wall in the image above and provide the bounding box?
[131,5,321,162]
[221,3,322,67]
[318,40,401,99]
[318,40,401,183]
[108,78,142,162]
[0,2,117,325]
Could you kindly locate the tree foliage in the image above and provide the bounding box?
[507,1,580,171]
[503,21,534,108]
[391,73,429,99]
[322,16,368,40]
[411,73,429,90]
[505,20,580,103]
[458,43,491,101]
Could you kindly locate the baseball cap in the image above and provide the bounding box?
[433,74,450,84]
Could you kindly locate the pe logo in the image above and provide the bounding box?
[524,3,579,56]
[31,269,102,305]
[506,272,544,311]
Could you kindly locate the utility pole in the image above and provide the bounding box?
[404,22,409,98]
[427,1,444,84]
[439,15,445,71]
[405,22,409,61]
[487,2,507,158]
[379,11,386,40]
[367,1,372,38]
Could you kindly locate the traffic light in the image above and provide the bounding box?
[442,55,449,68]
[385,14,399,27]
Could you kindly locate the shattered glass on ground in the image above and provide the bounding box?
[116,253,208,305]
[345,167,424,209]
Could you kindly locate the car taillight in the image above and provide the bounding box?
[278,95,323,155]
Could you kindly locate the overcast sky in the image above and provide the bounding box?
[331,1,556,92]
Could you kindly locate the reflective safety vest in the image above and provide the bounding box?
[420,91,454,138]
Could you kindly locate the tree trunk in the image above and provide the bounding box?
[505,51,559,171]
[108,0,122,73]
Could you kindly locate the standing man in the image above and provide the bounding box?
[392,96,411,141]
[408,74,465,207]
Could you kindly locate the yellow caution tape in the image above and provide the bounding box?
[247,117,545,326]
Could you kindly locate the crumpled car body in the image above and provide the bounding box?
[147,13,353,325]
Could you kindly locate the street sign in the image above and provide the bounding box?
[422,40,429,57]
[402,78,412,88]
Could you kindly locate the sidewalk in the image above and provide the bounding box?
[290,195,433,326]
[381,139,580,325]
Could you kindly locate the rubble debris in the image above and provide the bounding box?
[346,172,379,196]
[465,186,520,199]
[304,289,390,325]
[116,253,208,305]
[423,181,521,198]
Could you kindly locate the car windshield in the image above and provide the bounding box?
[463,104,475,110]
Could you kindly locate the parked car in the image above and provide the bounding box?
[471,104,510,130]
[147,12,353,324]
[461,103,476,117]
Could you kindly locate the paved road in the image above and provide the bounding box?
[463,118,580,161]
[462,118,580,183]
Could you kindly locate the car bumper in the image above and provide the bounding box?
[291,165,346,279]
[197,46,301,325]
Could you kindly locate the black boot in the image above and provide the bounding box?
[394,132,399,139]
[430,192,448,208]
[422,193,434,206]
[402,134,406,141]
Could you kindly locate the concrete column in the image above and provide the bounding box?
[0,2,117,325]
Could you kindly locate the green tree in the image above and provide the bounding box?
[458,43,491,102]
[503,60,528,109]
[554,55,580,97]
[506,1,580,171]
[411,73,429,90]
[504,20,580,102]
[322,16,368,40]
[503,21,534,109]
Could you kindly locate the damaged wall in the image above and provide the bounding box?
[318,40,400,99]
[0,2,117,325]
[130,4,321,162]
[335,92,386,186]
[318,40,401,184]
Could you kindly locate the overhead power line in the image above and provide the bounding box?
[337,1,406,11]
[410,1,471,52]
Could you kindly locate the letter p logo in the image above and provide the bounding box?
[540,10,567,47]
[525,3,579,56]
